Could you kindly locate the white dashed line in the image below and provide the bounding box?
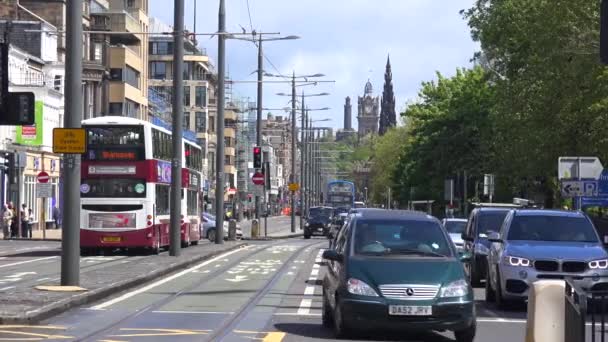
[0,256,57,269]
[296,249,325,316]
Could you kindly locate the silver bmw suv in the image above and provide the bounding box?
[485,209,608,308]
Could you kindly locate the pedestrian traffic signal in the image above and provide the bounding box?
[0,43,35,125]
[253,146,262,169]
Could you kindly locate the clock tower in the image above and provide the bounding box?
[357,80,380,138]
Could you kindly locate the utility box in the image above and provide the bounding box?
[251,219,259,238]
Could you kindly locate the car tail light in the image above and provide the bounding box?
[147,215,153,220]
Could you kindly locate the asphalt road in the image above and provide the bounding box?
[0,237,528,342]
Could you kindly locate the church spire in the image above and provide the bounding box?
[379,54,396,135]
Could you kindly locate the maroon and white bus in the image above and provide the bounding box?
[80,116,202,254]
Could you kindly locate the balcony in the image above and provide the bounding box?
[107,11,141,45]
[109,45,141,69]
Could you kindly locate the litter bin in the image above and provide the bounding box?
[251,219,259,238]
[228,219,237,240]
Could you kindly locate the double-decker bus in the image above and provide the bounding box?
[326,180,356,212]
[80,116,202,254]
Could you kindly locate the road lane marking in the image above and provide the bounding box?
[0,256,57,269]
[91,247,250,309]
[109,328,210,337]
[477,317,526,324]
[0,286,15,291]
[152,310,234,314]
[274,312,321,316]
[304,286,315,296]
[296,299,313,315]
[263,332,286,342]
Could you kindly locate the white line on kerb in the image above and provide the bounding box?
[0,256,57,269]
[91,246,249,310]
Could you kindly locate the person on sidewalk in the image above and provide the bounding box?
[20,204,28,238]
[2,203,13,239]
[52,206,61,229]
[9,202,17,238]
[26,208,33,238]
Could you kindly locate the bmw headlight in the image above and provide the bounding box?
[346,278,379,297]
[474,243,489,255]
[440,279,469,298]
[589,259,608,269]
[503,256,531,267]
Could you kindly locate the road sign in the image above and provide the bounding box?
[252,172,265,185]
[483,174,495,196]
[558,156,604,180]
[444,179,454,202]
[37,171,49,183]
[289,183,300,192]
[36,183,52,198]
[561,180,598,197]
[52,128,86,154]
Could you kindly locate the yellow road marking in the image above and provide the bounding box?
[0,329,72,339]
[109,328,210,337]
[263,332,286,342]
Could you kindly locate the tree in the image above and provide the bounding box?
[370,126,408,204]
[392,67,496,207]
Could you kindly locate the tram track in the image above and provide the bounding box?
[72,240,323,341]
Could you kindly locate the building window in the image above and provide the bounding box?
[24,176,36,221]
[109,102,123,115]
[150,41,173,55]
[184,86,190,107]
[126,0,135,8]
[54,75,62,92]
[183,62,193,80]
[125,100,140,118]
[124,66,140,89]
[195,86,206,107]
[208,152,215,174]
[150,62,167,79]
[93,42,103,62]
[195,112,206,133]
[209,115,215,133]
[46,177,58,221]
[183,111,190,130]
[109,68,122,81]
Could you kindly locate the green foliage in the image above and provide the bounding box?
[370,126,408,203]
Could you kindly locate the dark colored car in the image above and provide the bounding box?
[322,209,476,341]
[305,206,333,239]
[462,207,514,286]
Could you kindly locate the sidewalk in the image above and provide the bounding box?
[0,240,246,324]
[0,228,61,241]
[240,215,302,239]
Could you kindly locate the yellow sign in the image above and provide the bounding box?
[289,183,300,192]
[53,128,86,154]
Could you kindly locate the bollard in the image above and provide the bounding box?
[251,219,259,239]
[228,219,237,240]
[525,280,565,342]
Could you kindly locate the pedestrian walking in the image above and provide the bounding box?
[2,203,13,239]
[20,204,27,238]
[9,202,17,238]
[52,206,60,229]
[26,208,33,238]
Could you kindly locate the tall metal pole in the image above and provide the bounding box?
[290,73,296,232]
[61,0,82,285]
[463,170,468,215]
[170,0,185,256]
[215,0,226,244]
[255,35,262,221]
[299,93,305,230]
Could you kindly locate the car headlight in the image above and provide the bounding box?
[305,223,310,227]
[346,278,379,297]
[589,259,608,269]
[503,256,531,267]
[440,279,469,298]
[474,243,489,255]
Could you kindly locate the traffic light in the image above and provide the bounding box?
[0,43,35,126]
[253,146,262,169]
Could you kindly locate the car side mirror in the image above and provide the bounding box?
[458,251,473,263]
[461,232,473,242]
[488,232,502,243]
[323,249,343,263]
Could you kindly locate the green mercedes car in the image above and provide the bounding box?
[322,209,476,341]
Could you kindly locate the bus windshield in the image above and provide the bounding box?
[84,125,145,161]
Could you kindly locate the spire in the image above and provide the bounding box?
[379,54,396,136]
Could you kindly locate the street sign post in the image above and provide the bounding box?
[289,183,300,192]
[36,170,51,240]
[52,128,86,154]
[444,179,454,205]
[560,180,598,198]
[558,157,603,180]
[252,172,265,186]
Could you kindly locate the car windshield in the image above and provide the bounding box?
[309,208,332,219]
[507,215,599,242]
[445,220,466,234]
[353,219,452,257]
[477,211,509,236]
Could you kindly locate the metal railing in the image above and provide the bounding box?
[565,278,608,342]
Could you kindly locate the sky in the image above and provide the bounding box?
[149,0,479,130]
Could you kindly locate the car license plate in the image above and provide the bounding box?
[317,228,324,232]
[102,236,121,243]
[388,305,432,316]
